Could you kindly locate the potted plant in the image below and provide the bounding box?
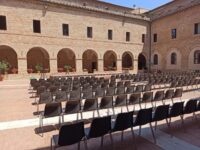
[35,64,43,73]
[27,68,33,74]
[0,61,9,81]
[64,64,72,74]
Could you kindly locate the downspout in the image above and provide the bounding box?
[149,21,152,73]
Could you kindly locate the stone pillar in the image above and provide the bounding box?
[50,58,57,73]
[18,58,27,74]
[133,59,138,74]
[76,59,83,73]
[98,59,104,73]
[117,59,122,72]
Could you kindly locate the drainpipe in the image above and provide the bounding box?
[149,21,152,73]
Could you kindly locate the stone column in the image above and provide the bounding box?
[76,59,83,73]
[117,59,122,72]
[50,58,57,73]
[98,59,104,73]
[133,59,138,74]
[18,58,27,74]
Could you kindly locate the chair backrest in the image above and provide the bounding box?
[173,88,183,98]
[39,91,52,104]
[69,90,81,100]
[64,100,81,114]
[135,85,143,93]
[82,91,93,99]
[115,95,127,106]
[153,105,169,121]
[153,90,164,102]
[143,84,151,92]
[142,92,153,102]
[83,98,98,112]
[134,108,152,126]
[125,86,135,94]
[37,86,46,96]
[44,102,62,118]
[55,91,67,102]
[169,102,184,117]
[99,96,113,109]
[116,87,125,95]
[112,111,134,132]
[95,88,105,97]
[88,116,111,138]
[106,88,115,96]
[58,121,85,146]
[184,99,198,114]
[164,89,174,99]
[129,93,141,104]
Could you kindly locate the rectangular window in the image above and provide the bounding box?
[171,28,177,39]
[63,24,69,36]
[126,32,130,42]
[194,23,200,34]
[153,33,157,42]
[108,29,113,40]
[142,34,145,43]
[0,16,7,30]
[87,27,93,38]
[33,20,41,33]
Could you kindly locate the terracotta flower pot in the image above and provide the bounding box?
[0,75,4,81]
[27,69,33,74]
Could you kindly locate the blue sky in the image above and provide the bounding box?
[101,0,172,10]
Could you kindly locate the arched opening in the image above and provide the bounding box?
[57,49,76,72]
[27,47,50,73]
[0,45,18,74]
[122,52,133,70]
[171,52,177,65]
[194,50,200,64]
[82,50,98,73]
[138,53,147,70]
[104,51,117,71]
[153,54,158,65]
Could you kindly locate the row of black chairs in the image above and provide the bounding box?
[50,98,200,150]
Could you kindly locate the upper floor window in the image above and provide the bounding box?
[171,28,177,39]
[194,23,200,35]
[153,33,157,42]
[194,50,200,64]
[153,54,158,65]
[108,29,113,40]
[126,32,130,42]
[63,24,69,36]
[33,20,41,33]
[87,27,93,38]
[171,52,177,65]
[142,34,145,43]
[0,16,7,30]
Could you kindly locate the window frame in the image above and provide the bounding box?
[62,24,69,36]
[33,20,41,33]
[126,32,130,42]
[153,54,158,65]
[108,29,113,40]
[0,15,7,30]
[171,28,177,39]
[87,27,93,38]
[153,33,157,42]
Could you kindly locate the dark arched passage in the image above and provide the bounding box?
[138,53,147,70]
[122,52,133,70]
[82,50,98,73]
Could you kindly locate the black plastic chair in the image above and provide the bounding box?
[37,91,53,112]
[63,100,81,122]
[69,90,81,100]
[172,88,183,103]
[115,87,125,95]
[141,92,153,108]
[81,98,98,119]
[133,108,156,143]
[127,93,141,111]
[55,91,67,102]
[163,89,174,104]
[106,88,115,96]
[39,102,62,136]
[135,85,143,93]
[125,86,135,94]
[98,96,113,115]
[86,116,112,148]
[82,91,93,99]
[51,121,87,150]
[153,90,164,107]
[95,88,105,98]
[183,99,198,121]
[113,95,127,113]
[112,111,136,148]
[152,105,169,130]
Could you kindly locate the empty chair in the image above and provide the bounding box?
[86,116,112,148]
[152,105,169,130]
[81,98,98,119]
[172,88,183,102]
[98,96,113,115]
[51,121,87,150]
[133,108,156,143]
[115,87,125,95]
[82,91,93,99]
[124,81,131,87]
[143,84,151,92]
[109,82,116,88]
[63,100,81,121]
[111,111,136,147]
[113,95,127,113]
[49,86,58,96]
[106,88,115,96]
[127,93,141,110]
[61,85,70,93]
[141,92,153,108]
[95,88,105,98]
[117,82,124,88]
[55,91,67,102]
[135,85,143,93]
[125,86,135,94]
[37,91,53,112]
[69,90,81,100]
[163,89,174,104]
[36,86,46,97]
[39,102,62,136]
[183,99,198,120]
[153,90,164,107]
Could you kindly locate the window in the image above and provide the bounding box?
[87,27,93,38]
[33,20,41,33]
[126,32,130,42]
[171,29,176,39]
[171,53,177,65]
[153,33,157,42]
[142,34,145,43]
[108,29,113,40]
[62,24,69,36]
[0,16,7,30]
[194,50,200,64]
[153,54,158,65]
[194,23,200,34]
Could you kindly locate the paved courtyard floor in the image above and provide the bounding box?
[0,79,200,150]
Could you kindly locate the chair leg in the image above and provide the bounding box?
[101,136,104,147]
[97,109,100,117]
[121,130,124,141]
[84,139,88,150]
[110,133,113,146]
[154,121,157,131]
[139,126,142,136]
[181,115,186,132]
[149,123,156,144]
[131,128,137,150]
[62,115,64,123]
[78,142,80,150]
